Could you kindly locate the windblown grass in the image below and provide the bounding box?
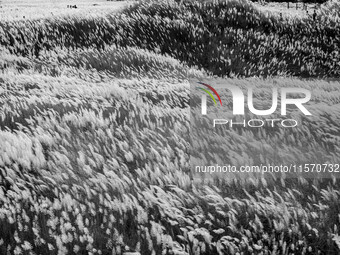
[0,0,340,254]
[0,0,339,77]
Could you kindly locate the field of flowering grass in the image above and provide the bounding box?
[0,0,340,254]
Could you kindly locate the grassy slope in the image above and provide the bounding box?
[1,0,340,77]
[0,0,340,254]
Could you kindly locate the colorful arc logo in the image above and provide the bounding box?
[196,82,222,106]
[196,82,222,115]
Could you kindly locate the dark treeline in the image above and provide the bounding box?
[251,0,327,3]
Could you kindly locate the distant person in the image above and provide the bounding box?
[313,10,317,21]
[279,12,283,21]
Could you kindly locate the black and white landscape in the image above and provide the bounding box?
[0,0,340,254]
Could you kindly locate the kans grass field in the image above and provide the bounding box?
[0,0,340,254]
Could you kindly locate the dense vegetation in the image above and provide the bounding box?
[0,0,340,254]
[1,0,340,77]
